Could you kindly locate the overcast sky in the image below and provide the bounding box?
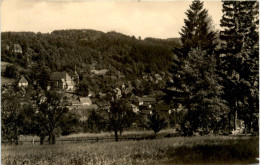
[1,0,222,39]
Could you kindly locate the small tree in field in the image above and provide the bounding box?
[35,91,69,144]
[147,110,167,138]
[102,88,136,142]
[107,97,135,141]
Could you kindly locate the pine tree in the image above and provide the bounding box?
[166,1,227,135]
[180,49,228,135]
[180,0,217,54]
[219,1,259,131]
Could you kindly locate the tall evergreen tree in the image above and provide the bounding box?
[219,0,259,131]
[180,0,217,54]
[166,1,225,135]
[178,49,228,135]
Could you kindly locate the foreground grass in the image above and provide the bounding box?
[2,136,259,165]
[19,129,176,141]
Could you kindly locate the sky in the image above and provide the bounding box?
[1,0,223,39]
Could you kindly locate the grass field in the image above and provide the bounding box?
[18,129,176,142]
[2,136,258,165]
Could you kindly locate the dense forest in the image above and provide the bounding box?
[1,30,181,79]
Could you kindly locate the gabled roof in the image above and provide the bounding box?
[18,76,28,83]
[141,97,156,102]
[50,72,72,81]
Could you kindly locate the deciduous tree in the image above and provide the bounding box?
[147,110,167,138]
[102,88,136,141]
[35,91,69,144]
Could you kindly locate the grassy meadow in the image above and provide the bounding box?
[2,136,259,165]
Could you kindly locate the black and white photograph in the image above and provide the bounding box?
[1,0,259,164]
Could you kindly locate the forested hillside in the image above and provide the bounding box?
[1,30,181,85]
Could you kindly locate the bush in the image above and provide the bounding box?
[4,65,19,79]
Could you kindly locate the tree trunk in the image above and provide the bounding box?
[154,132,157,139]
[14,126,19,145]
[51,134,56,144]
[114,129,119,142]
[40,135,45,145]
[233,110,237,131]
[228,112,232,132]
[233,100,238,131]
[48,133,51,145]
[249,112,252,133]
[48,132,56,145]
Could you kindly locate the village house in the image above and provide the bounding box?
[18,76,28,87]
[154,74,163,83]
[114,88,122,99]
[80,97,92,105]
[13,44,23,54]
[134,96,157,113]
[141,96,156,105]
[131,104,139,113]
[71,99,81,106]
[154,74,163,81]
[88,91,96,98]
[90,69,108,75]
[136,96,156,108]
[49,71,79,91]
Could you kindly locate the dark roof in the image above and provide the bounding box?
[18,76,28,83]
[141,97,156,102]
[140,109,152,115]
[156,105,170,111]
[50,72,71,81]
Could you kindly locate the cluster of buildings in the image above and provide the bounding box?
[14,69,173,123]
[18,69,79,91]
[15,70,95,121]
[132,96,172,115]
